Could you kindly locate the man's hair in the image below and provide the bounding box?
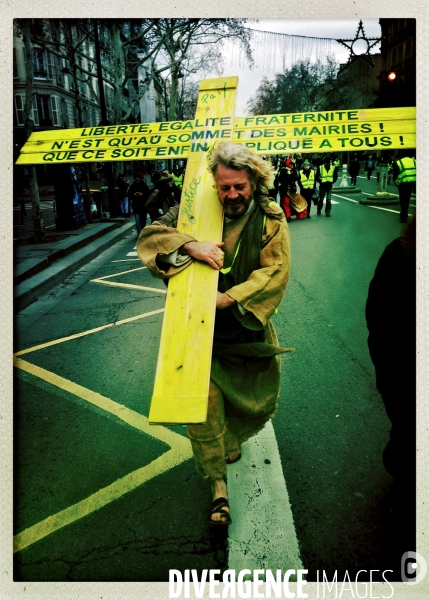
[208,142,275,194]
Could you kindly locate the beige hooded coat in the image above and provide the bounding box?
[137,196,291,480]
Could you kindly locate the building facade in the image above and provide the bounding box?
[13,22,114,185]
[375,18,416,108]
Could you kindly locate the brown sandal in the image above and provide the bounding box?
[209,497,232,526]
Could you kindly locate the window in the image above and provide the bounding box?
[56,57,65,86]
[51,95,62,126]
[28,48,54,79]
[13,48,19,78]
[33,48,47,78]
[35,95,52,126]
[66,100,75,128]
[32,96,39,126]
[14,95,40,126]
[46,52,54,78]
[63,60,75,91]
[104,83,114,108]
[14,94,24,125]
[79,80,87,98]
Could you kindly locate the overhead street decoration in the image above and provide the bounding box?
[336,20,381,73]
[16,106,416,165]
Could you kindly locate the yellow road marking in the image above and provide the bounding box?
[13,450,190,553]
[14,309,165,357]
[13,249,183,551]
[14,358,188,448]
[91,279,166,294]
[13,357,193,552]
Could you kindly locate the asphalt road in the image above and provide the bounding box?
[13,173,415,582]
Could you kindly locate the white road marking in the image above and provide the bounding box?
[332,193,359,203]
[127,251,138,256]
[228,421,303,572]
[93,266,147,280]
[366,206,403,214]
[92,279,167,293]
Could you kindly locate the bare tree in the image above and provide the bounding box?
[28,19,253,125]
[155,19,252,121]
[247,56,378,116]
[169,45,223,120]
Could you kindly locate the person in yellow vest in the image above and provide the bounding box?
[138,142,291,526]
[316,156,338,217]
[392,151,416,223]
[173,168,184,191]
[332,154,341,169]
[298,160,316,218]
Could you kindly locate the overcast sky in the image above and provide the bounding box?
[208,19,382,116]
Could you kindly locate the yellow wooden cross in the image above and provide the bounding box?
[16,80,416,425]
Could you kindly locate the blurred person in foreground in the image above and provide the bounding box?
[366,215,416,564]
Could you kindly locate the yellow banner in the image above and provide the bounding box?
[233,106,416,129]
[19,120,415,155]
[15,106,416,165]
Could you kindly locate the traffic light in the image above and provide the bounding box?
[387,70,397,82]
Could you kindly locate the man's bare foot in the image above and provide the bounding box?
[210,479,230,523]
[225,450,241,464]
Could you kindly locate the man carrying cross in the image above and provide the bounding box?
[137,141,291,525]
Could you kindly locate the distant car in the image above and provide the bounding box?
[90,196,98,217]
[89,190,101,217]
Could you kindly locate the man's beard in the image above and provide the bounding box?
[223,193,254,219]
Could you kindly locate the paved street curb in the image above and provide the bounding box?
[359,196,400,205]
[15,221,136,312]
[14,222,121,285]
[333,186,362,194]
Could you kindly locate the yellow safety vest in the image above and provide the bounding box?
[299,169,315,189]
[395,157,416,185]
[319,165,336,183]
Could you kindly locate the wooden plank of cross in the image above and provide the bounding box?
[147,77,239,424]
[16,79,416,424]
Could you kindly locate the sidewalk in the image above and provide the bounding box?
[14,180,139,312]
